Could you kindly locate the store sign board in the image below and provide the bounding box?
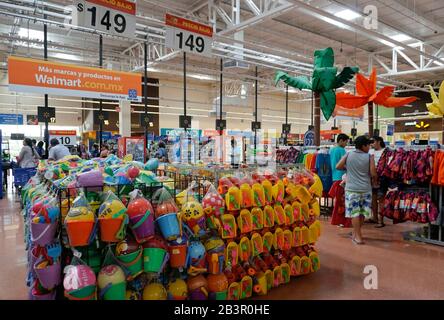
[165,13,213,57]
[160,128,201,140]
[73,0,136,38]
[49,130,78,147]
[26,115,39,125]
[333,105,364,121]
[8,56,141,102]
[386,124,394,136]
[0,114,23,125]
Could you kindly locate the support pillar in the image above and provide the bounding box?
[119,100,131,137]
[368,101,374,136]
[314,92,321,146]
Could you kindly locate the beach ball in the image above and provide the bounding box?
[143,283,167,300]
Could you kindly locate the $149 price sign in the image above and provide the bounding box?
[165,14,213,57]
[73,0,136,38]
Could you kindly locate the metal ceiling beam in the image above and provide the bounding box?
[216,0,296,36]
[388,0,444,33]
[289,0,443,64]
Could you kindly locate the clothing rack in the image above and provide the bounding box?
[399,146,443,246]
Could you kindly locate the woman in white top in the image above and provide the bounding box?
[370,136,386,227]
[17,138,40,168]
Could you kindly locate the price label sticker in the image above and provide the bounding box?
[165,13,213,57]
[73,0,136,38]
[49,130,78,147]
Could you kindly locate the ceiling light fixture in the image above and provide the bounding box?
[334,9,360,21]
[391,34,412,42]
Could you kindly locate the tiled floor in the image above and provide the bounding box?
[1,186,444,300]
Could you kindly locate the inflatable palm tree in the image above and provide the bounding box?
[275,47,358,121]
[427,81,444,116]
[335,68,417,135]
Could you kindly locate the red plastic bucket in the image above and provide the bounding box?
[66,220,95,247]
[168,244,188,269]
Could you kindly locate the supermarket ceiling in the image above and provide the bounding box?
[1,0,444,94]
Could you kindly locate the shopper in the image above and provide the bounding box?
[155,141,168,162]
[329,133,351,228]
[16,138,40,168]
[48,138,70,161]
[370,136,387,228]
[91,144,99,158]
[100,144,110,158]
[336,135,377,245]
[78,143,90,159]
[36,141,45,158]
[230,136,238,168]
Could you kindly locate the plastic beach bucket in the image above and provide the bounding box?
[130,211,154,242]
[100,281,126,300]
[156,213,180,240]
[31,222,57,246]
[65,285,97,300]
[30,289,56,300]
[116,249,143,279]
[143,247,168,273]
[65,220,95,247]
[34,260,61,290]
[99,218,126,242]
[168,244,188,269]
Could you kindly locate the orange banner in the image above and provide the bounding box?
[87,0,136,15]
[165,13,213,37]
[8,56,141,101]
[333,105,364,120]
[49,130,76,136]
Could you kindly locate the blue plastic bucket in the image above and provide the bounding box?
[155,213,180,240]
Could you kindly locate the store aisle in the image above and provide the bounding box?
[1,191,444,300]
[0,190,27,300]
[258,219,444,300]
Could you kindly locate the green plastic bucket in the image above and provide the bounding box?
[143,247,167,273]
[214,290,227,300]
[117,249,143,279]
[101,281,126,300]
[65,285,97,300]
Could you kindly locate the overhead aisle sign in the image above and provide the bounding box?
[8,56,141,101]
[165,13,213,57]
[73,0,136,38]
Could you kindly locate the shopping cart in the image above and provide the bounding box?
[12,167,37,191]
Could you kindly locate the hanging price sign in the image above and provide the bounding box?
[49,130,78,147]
[73,0,136,38]
[165,13,213,57]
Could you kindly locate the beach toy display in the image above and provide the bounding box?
[202,183,224,230]
[142,236,169,273]
[97,265,126,300]
[153,188,181,240]
[63,264,97,300]
[115,238,143,280]
[167,278,188,300]
[127,190,155,243]
[187,275,208,300]
[168,235,188,270]
[21,153,323,300]
[207,273,228,300]
[187,240,207,276]
[30,200,59,247]
[64,193,96,247]
[98,191,128,242]
[33,242,62,290]
[181,200,206,237]
[143,282,167,300]
[77,169,103,187]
